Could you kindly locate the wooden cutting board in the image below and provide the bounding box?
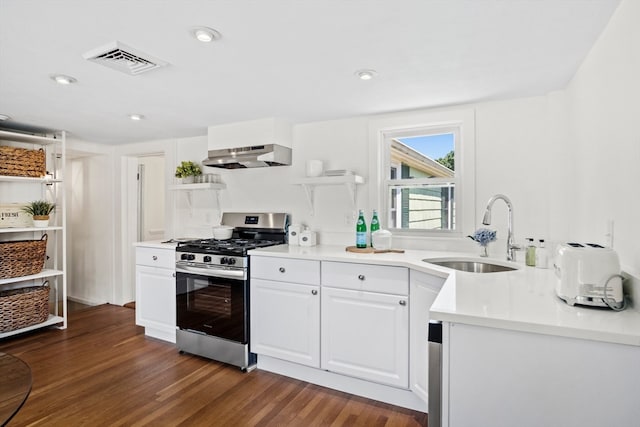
[345,246,405,254]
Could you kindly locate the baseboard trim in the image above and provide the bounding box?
[257,355,427,413]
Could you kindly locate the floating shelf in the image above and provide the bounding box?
[169,182,226,211]
[293,175,365,215]
[168,182,226,191]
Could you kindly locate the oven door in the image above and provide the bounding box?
[176,265,248,343]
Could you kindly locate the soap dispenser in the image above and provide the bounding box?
[525,238,536,267]
[535,239,548,269]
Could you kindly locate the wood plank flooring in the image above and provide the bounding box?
[0,304,428,426]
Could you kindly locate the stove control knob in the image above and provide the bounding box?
[203,256,212,263]
[220,257,228,265]
[227,258,236,265]
[180,254,189,260]
[187,254,196,261]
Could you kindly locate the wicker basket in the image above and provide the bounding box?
[0,282,50,332]
[0,234,47,279]
[0,146,46,177]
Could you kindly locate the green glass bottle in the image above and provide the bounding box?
[370,209,380,247]
[356,209,367,248]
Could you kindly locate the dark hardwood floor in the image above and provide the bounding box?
[0,304,428,426]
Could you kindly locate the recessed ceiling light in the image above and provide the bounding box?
[50,74,77,85]
[355,69,377,80]
[191,26,221,43]
[128,114,145,121]
[0,114,10,121]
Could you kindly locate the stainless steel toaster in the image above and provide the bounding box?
[554,243,623,309]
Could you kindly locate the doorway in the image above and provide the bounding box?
[137,155,166,242]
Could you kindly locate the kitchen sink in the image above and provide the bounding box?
[423,257,518,273]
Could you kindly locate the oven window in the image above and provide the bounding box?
[176,272,247,343]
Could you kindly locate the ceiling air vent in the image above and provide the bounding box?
[82,41,168,76]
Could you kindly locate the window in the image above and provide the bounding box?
[388,130,457,231]
[370,109,475,237]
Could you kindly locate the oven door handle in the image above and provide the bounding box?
[176,264,246,280]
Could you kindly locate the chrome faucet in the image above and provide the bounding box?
[482,194,522,261]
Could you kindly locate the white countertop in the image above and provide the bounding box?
[249,244,640,347]
[133,239,180,249]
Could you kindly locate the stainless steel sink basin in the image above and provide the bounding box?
[423,258,518,273]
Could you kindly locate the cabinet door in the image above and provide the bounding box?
[135,265,176,343]
[409,270,446,404]
[251,278,320,367]
[321,286,409,388]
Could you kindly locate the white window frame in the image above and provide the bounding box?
[368,108,475,238]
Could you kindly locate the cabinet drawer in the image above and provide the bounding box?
[250,256,320,285]
[135,247,175,269]
[321,261,408,295]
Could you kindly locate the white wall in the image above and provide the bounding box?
[67,0,640,305]
[565,0,640,276]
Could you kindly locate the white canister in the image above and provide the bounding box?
[305,160,324,177]
[371,229,392,250]
[288,224,302,246]
[299,228,317,247]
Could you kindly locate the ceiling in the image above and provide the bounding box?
[0,0,621,145]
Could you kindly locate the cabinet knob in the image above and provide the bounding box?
[399,300,407,306]
[152,255,158,261]
[279,267,286,273]
[311,290,318,295]
[172,273,176,278]
[358,274,365,281]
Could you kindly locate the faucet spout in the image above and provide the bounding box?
[481,194,521,261]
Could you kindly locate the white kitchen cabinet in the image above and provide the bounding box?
[250,278,320,367]
[250,256,321,367]
[409,270,446,404]
[321,262,409,388]
[0,129,67,338]
[445,322,640,427]
[135,246,176,343]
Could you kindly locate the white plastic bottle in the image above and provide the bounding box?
[535,239,548,269]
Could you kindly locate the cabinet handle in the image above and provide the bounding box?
[311,290,318,295]
[358,274,365,281]
[399,300,407,306]
[152,255,158,261]
[279,267,286,273]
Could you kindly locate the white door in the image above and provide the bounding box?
[409,270,445,403]
[135,265,176,342]
[250,278,320,367]
[321,286,409,388]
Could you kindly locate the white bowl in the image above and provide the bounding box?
[212,225,234,240]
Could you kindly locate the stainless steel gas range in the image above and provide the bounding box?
[175,212,288,371]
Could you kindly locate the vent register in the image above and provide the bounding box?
[82,41,168,75]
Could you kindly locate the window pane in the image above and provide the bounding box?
[391,133,455,179]
[388,183,455,231]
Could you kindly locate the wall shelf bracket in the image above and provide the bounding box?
[293,175,364,216]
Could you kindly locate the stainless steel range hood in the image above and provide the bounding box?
[203,144,292,169]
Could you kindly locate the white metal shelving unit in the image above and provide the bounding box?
[0,129,67,338]
[293,175,365,215]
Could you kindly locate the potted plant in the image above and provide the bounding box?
[175,161,202,184]
[22,200,55,227]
